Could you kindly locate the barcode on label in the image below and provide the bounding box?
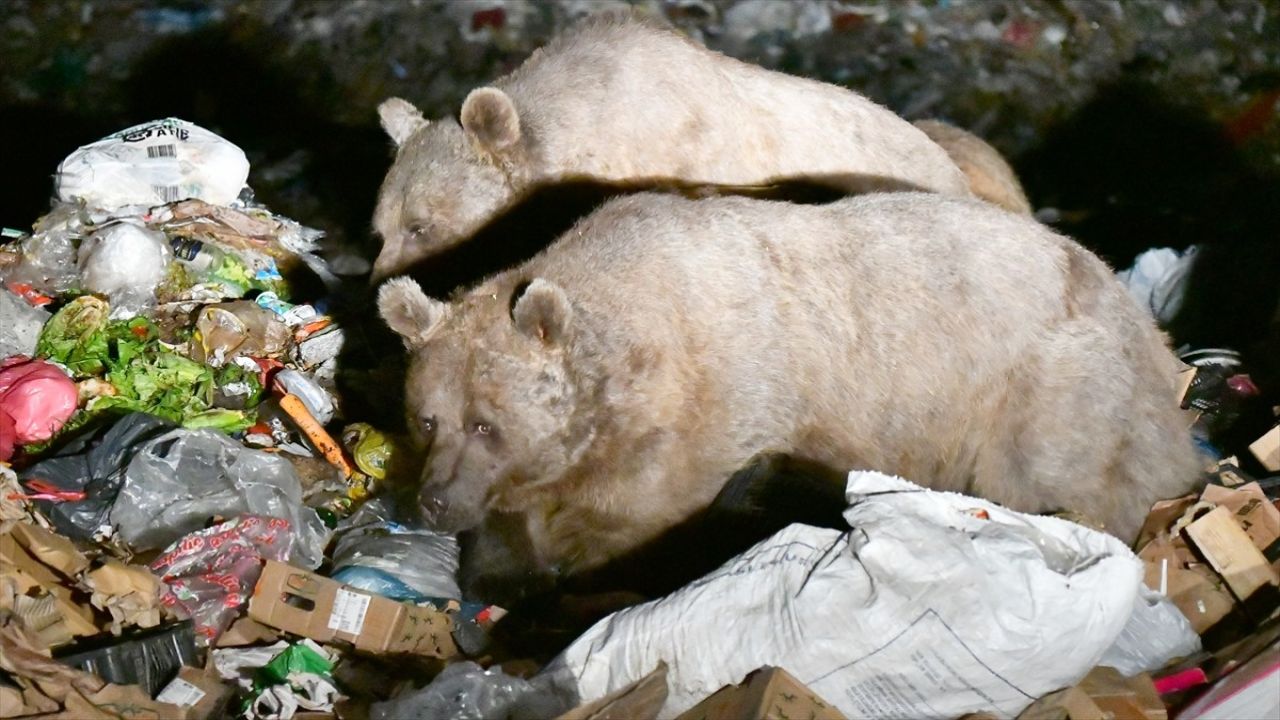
[156,678,206,707]
[146,144,177,158]
[153,185,181,202]
[328,588,371,635]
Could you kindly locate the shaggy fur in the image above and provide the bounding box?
[915,119,1034,215]
[380,192,1200,590]
[371,11,973,280]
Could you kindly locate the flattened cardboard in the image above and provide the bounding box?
[1200,482,1280,570]
[1139,536,1236,634]
[1184,506,1279,602]
[1075,667,1166,720]
[156,666,233,720]
[0,532,97,640]
[8,522,88,578]
[557,662,667,720]
[1249,425,1279,472]
[1015,687,1106,720]
[675,666,846,720]
[248,560,456,658]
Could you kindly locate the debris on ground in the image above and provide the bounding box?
[0,93,1276,720]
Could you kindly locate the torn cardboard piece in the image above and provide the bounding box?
[1249,425,1279,472]
[556,662,668,720]
[0,530,98,644]
[248,560,456,658]
[675,666,847,720]
[1139,533,1236,634]
[156,665,235,720]
[85,560,162,633]
[8,522,89,577]
[1184,506,1279,603]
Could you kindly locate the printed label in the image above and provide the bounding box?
[156,678,206,707]
[328,588,371,635]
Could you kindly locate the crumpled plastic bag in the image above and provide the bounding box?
[77,222,172,318]
[1116,246,1198,324]
[0,289,50,360]
[370,661,566,720]
[151,515,294,646]
[20,413,174,540]
[0,357,77,461]
[540,471,1147,719]
[1097,584,1202,677]
[329,495,460,602]
[56,118,250,210]
[109,428,330,568]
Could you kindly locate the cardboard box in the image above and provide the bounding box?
[1016,686,1107,720]
[155,666,234,720]
[1075,667,1166,720]
[1139,535,1236,634]
[1184,506,1279,602]
[675,667,846,720]
[248,560,456,658]
[557,662,667,720]
[1249,425,1279,472]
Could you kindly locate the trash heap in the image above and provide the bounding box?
[2,119,1278,720]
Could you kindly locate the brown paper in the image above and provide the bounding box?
[1184,506,1279,602]
[0,533,98,642]
[1075,667,1166,720]
[0,610,104,704]
[85,560,162,633]
[7,523,88,578]
[1015,687,1106,720]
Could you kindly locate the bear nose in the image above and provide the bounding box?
[418,493,448,527]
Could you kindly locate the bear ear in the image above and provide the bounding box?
[378,97,428,147]
[511,279,571,345]
[378,277,448,347]
[460,87,522,153]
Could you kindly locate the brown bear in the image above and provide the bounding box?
[914,119,1033,215]
[378,192,1199,598]
[371,11,974,281]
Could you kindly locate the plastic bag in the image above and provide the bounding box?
[542,472,1145,719]
[77,222,172,318]
[1098,584,1202,677]
[1,229,80,296]
[151,515,296,646]
[0,288,50,360]
[109,428,331,568]
[370,661,566,720]
[56,118,250,210]
[274,369,335,426]
[1116,246,1198,324]
[330,495,461,601]
[0,357,77,459]
[21,413,175,539]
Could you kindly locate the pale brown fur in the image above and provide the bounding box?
[371,11,973,280]
[915,119,1033,215]
[379,193,1199,585]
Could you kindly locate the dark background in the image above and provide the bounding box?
[2,0,1278,435]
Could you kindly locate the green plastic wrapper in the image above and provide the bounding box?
[253,642,335,694]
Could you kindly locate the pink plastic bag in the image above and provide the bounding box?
[0,356,78,460]
[151,514,294,646]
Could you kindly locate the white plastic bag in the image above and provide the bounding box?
[77,222,172,317]
[541,472,1145,719]
[56,118,250,210]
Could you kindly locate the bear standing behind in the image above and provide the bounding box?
[379,192,1200,596]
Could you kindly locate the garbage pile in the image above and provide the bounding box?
[3,119,1278,720]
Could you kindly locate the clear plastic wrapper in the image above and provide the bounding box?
[274,369,335,426]
[109,428,331,568]
[1,230,80,297]
[0,288,50,359]
[76,222,172,318]
[330,495,460,600]
[370,661,568,720]
[1098,585,1202,677]
[150,515,296,647]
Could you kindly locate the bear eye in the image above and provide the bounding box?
[418,415,437,434]
[407,222,429,240]
[470,421,493,436]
